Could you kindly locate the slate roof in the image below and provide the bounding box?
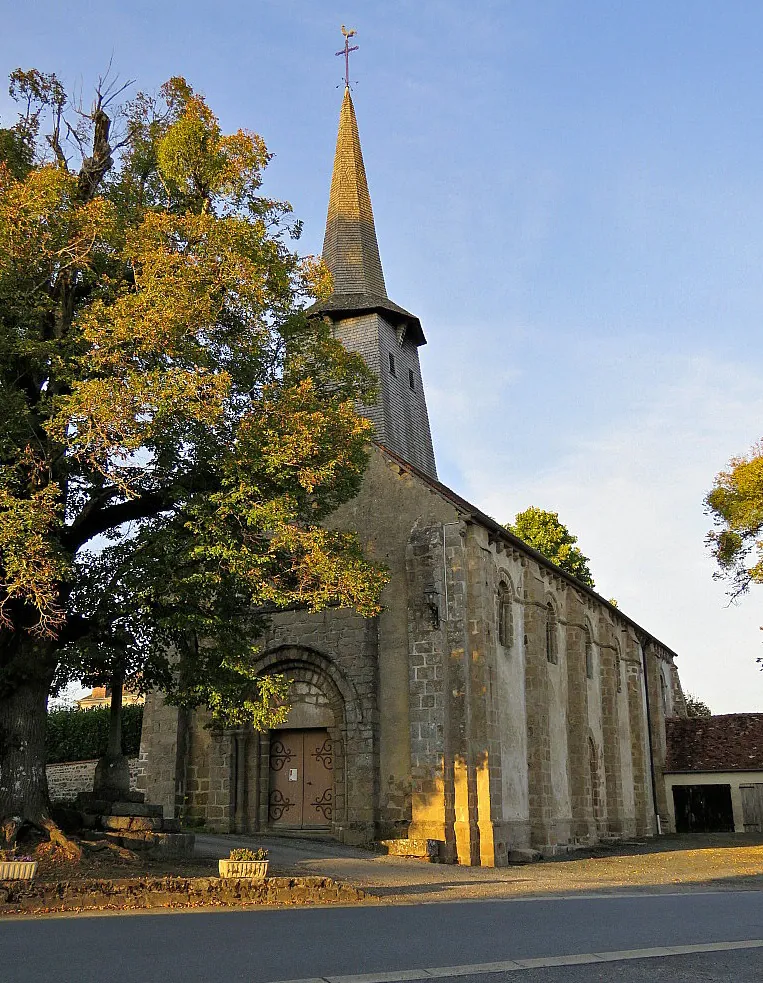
[307,292,425,346]
[322,87,387,298]
[375,442,679,659]
[313,88,426,347]
[665,714,763,773]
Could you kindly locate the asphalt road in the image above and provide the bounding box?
[2,890,763,983]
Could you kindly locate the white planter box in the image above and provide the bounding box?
[0,861,38,881]
[218,859,269,879]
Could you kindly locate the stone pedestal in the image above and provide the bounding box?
[75,791,195,858]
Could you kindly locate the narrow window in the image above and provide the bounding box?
[545,603,558,664]
[615,645,622,693]
[498,583,512,648]
[388,353,396,376]
[585,627,594,680]
[408,368,415,390]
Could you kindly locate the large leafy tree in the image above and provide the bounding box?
[0,70,387,847]
[506,506,596,588]
[705,439,763,672]
[684,693,712,718]
[706,439,763,598]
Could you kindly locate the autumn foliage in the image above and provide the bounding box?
[0,70,387,839]
[706,440,763,598]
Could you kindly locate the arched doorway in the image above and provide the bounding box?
[268,727,334,828]
[241,645,369,838]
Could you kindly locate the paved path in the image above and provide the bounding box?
[3,890,763,982]
[196,832,763,902]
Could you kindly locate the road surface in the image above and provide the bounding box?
[2,890,763,983]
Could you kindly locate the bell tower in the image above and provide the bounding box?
[311,85,438,480]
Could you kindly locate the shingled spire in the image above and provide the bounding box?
[323,88,387,297]
[312,85,438,480]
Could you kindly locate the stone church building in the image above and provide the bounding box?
[140,88,686,865]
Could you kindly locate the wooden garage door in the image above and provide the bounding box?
[268,729,333,828]
[740,784,763,832]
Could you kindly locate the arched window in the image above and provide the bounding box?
[584,624,594,680]
[497,581,513,649]
[615,643,622,693]
[545,602,558,664]
[660,671,668,713]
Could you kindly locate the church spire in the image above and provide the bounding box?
[322,87,387,298]
[314,83,426,345]
[310,46,437,480]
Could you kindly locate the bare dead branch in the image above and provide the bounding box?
[101,77,135,109]
[76,105,113,201]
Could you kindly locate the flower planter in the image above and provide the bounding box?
[218,858,269,879]
[0,861,38,881]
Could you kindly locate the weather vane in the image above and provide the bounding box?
[336,25,359,88]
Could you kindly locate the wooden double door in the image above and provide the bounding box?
[268,729,333,828]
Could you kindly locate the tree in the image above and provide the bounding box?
[706,439,763,599]
[507,506,596,588]
[684,693,712,718]
[0,70,387,848]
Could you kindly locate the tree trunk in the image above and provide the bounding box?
[0,636,80,857]
[93,670,130,798]
[107,670,123,759]
[0,672,51,844]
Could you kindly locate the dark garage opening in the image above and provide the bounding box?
[673,784,735,833]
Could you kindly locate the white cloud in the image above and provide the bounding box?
[437,351,763,712]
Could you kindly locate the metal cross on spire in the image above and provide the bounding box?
[336,25,359,88]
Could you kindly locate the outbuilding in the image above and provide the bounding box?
[664,714,763,834]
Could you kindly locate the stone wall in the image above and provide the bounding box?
[139,692,188,820]
[400,498,679,863]
[139,445,683,862]
[46,757,141,802]
[0,876,366,914]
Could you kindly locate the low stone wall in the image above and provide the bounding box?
[46,758,141,802]
[0,876,367,914]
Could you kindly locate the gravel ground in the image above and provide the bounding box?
[25,830,763,905]
[194,831,763,903]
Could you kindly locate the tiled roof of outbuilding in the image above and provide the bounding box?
[665,714,763,773]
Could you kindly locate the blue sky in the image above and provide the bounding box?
[4,1,763,710]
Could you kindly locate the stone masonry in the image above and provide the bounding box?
[141,445,683,862]
[46,757,142,803]
[140,85,685,863]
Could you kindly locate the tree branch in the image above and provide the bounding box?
[63,491,171,551]
[65,485,117,539]
[77,104,113,201]
[57,612,93,647]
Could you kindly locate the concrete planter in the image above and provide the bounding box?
[218,859,269,879]
[0,861,38,881]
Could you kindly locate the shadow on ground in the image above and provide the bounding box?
[193,830,763,904]
[551,832,763,862]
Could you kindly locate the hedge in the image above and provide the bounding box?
[46,705,144,763]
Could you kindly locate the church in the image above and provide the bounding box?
[140,85,686,865]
